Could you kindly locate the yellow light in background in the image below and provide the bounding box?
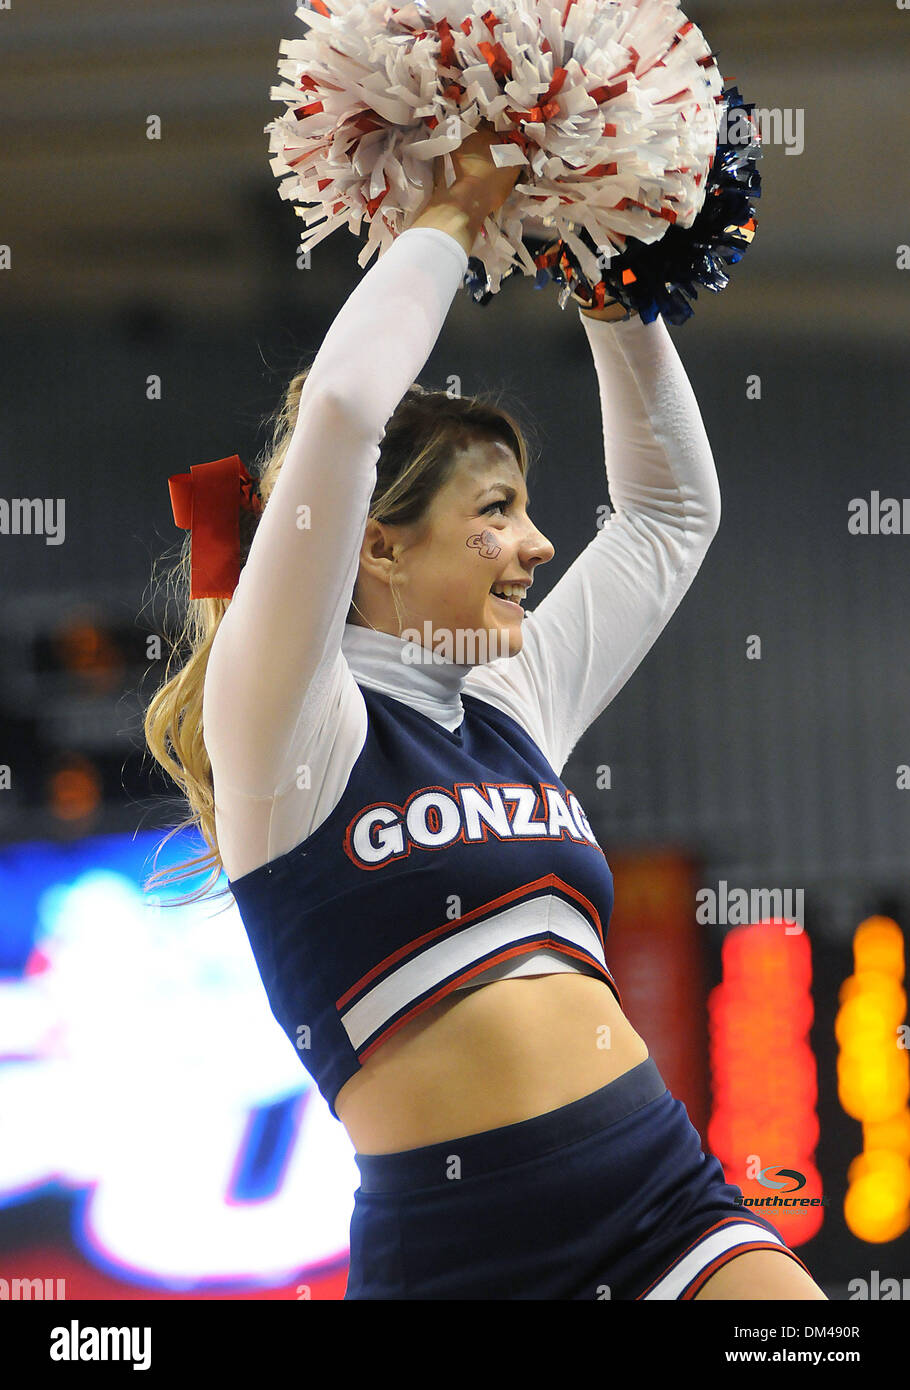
[835,982,906,1040]
[854,916,905,976]
[836,915,910,1243]
[844,1174,910,1245]
[864,1111,910,1159]
[837,1054,909,1122]
[846,1149,910,1196]
[839,968,906,1011]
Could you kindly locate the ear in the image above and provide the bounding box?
[358,519,400,586]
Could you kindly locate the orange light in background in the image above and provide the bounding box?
[837,916,910,1243]
[54,614,124,692]
[604,851,708,1137]
[48,756,103,822]
[707,919,823,1245]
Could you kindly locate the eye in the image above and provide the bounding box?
[482,499,508,516]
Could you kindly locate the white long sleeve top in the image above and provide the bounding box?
[203,225,721,990]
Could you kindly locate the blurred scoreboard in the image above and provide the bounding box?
[0,828,356,1298]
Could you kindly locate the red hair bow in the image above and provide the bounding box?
[168,455,262,599]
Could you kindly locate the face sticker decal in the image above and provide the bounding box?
[466,529,502,559]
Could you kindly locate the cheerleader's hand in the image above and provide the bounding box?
[580,300,637,322]
[411,121,521,257]
[446,123,522,214]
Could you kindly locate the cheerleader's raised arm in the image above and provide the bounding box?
[202,131,518,800]
[467,307,722,777]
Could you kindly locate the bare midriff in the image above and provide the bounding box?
[333,972,650,1155]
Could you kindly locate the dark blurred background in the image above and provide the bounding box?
[1,0,909,1301]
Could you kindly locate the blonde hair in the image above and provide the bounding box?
[142,363,533,908]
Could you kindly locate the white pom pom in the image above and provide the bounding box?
[265,0,725,291]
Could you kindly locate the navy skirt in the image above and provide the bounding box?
[344,1057,814,1299]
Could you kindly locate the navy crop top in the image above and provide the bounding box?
[228,682,619,1120]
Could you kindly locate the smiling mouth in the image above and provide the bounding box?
[490,593,524,615]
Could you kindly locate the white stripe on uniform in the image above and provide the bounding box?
[642,1221,786,1300]
[341,894,607,1050]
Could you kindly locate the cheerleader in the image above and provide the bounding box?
[147,127,826,1299]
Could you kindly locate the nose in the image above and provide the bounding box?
[521,524,555,571]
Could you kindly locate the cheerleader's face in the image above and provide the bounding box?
[353,437,554,661]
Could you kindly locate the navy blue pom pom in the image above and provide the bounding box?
[524,84,762,325]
